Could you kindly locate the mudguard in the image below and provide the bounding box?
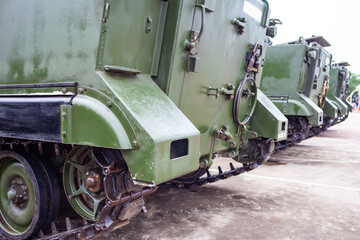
[61,94,135,149]
[250,90,288,141]
[323,97,338,119]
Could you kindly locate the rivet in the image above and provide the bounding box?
[132,140,138,147]
[62,132,67,138]
[107,101,112,107]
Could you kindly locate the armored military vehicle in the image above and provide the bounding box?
[327,62,352,124]
[0,0,286,239]
[260,36,338,148]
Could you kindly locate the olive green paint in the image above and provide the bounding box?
[261,43,324,126]
[328,65,351,116]
[323,98,338,119]
[250,90,288,141]
[0,0,285,185]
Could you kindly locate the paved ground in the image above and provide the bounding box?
[99,112,360,240]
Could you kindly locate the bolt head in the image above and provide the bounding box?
[7,188,17,202]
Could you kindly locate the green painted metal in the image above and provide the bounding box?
[260,42,324,126]
[154,0,287,162]
[345,99,353,112]
[63,147,106,221]
[249,90,288,141]
[0,154,36,237]
[323,98,338,119]
[328,64,351,116]
[0,0,285,185]
[60,88,136,150]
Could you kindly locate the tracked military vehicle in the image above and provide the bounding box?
[0,0,287,239]
[260,36,338,148]
[327,62,352,124]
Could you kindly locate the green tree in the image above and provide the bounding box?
[348,73,360,97]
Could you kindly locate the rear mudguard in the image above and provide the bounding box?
[270,93,323,127]
[323,97,338,119]
[250,90,288,141]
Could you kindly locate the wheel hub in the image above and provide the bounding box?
[85,171,101,193]
[6,178,29,206]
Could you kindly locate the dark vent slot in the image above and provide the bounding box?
[170,139,189,159]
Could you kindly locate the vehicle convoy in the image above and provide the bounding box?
[260,36,339,148]
[327,62,352,124]
[0,0,287,239]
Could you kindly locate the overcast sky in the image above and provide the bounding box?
[269,0,360,73]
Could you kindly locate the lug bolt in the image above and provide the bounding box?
[7,188,17,202]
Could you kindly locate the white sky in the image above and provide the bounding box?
[269,0,360,73]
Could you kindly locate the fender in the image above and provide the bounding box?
[61,89,136,149]
[250,90,288,141]
[269,93,323,126]
[323,97,338,119]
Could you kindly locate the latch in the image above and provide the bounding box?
[145,16,152,33]
[214,127,233,142]
[232,17,246,35]
[207,84,235,100]
[220,84,235,101]
[266,19,282,38]
[242,88,256,99]
[185,4,205,55]
[207,87,219,98]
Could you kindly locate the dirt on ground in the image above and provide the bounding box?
[98,112,360,240]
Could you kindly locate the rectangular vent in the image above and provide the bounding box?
[170,139,189,159]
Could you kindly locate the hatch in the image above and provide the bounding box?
[101,0,166,75]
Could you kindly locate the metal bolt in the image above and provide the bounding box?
[103,168,109,175]
[85,176,96,188]
[107,101,112,107]
[62,132,67,138]
[132,140,138,147]
[62,112,67,118]
[106,200,111,205]
[7,188,17,202]
[78,88,84,94]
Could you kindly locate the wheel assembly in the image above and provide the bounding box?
[63,146,107,221]
[0,151,50,239]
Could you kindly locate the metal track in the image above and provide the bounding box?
[172,161,261,188]
[172,140,272,188]
[30,187,157,240]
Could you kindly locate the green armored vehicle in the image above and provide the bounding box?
[260,36,337,146]
[326,62,352,124]
[0,0,287,239]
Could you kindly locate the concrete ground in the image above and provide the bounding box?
[99,112,360,240]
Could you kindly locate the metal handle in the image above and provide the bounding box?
[185,4,205,53]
